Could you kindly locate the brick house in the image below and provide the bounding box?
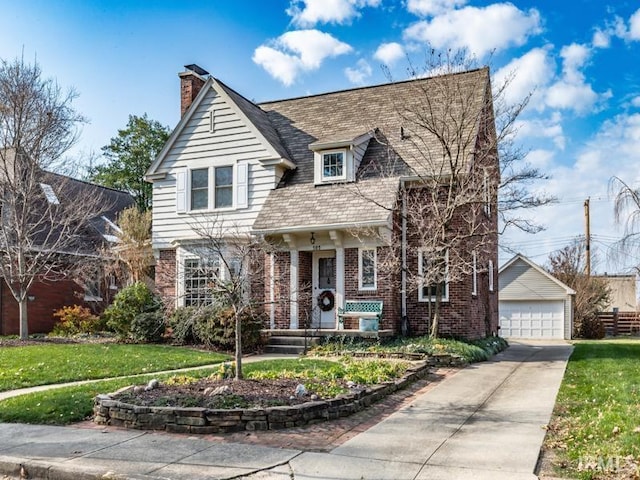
[146,64,499,339]
[0,157,135,335]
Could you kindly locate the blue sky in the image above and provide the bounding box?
[2,0,640,272]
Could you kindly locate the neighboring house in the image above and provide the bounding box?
[594,274,637,312]
[0,157,135,335]
[499,254,575,340]
[146,64,499,339]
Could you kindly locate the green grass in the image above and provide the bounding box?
[545,339,640,478]
[0,343,229,392]
[0,357,408,425]
[311,335,508,363]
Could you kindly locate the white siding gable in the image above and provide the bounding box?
[151,85,286,249]
[499,258,569,301]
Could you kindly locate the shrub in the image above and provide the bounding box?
[52,305,103,336]
[167,306,199,345]
[130,310,165,343]
[579,316,606,339]
[103,282,161,340]
[168,304,265,352]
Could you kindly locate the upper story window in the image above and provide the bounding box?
[179,163,248,213]
[322,150,346,181]
[214,166,233,208]
[190,168,209,210]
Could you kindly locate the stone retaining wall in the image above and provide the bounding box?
[94,359,438,434]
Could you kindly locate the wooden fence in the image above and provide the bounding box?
[597,311,640,336]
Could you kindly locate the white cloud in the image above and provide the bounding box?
[287,0,381,27]
[524,149,555,170]
[592,28,610,48]
[345,59,372,84]
[493,47,555,107]
[515,113,566,151]
[629,8,640,40]
[631,96,640,108]
[406,0,466,17]
[253,30,353,86]
[403,3,542,57]
[374,42,405,65]
[544,43,603,115]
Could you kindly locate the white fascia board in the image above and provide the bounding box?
[252,218,390,236]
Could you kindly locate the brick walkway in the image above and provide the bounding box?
[78,367,458,453]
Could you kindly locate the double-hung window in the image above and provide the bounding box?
[214,166,233,209]
[322,150,346,181]
[188,166,235,211]
[418,249,449,302]
[359,248,377,290]
[190,168,209,210]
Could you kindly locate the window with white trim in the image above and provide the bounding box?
[322,150,346,181]
[359,248,377,290]
[418,249,449,302]
[214,166,233,208]
[190,168,208,210]
[184,256,220,307]
[183,163,248,213]
[488,259,494,292]
[472,251,478,296]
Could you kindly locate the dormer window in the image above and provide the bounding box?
[322,150,346,181]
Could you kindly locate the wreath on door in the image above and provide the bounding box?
[317,290,335,312]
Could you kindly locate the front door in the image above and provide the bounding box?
[312,251,336,329]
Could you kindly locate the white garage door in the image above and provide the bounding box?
[499,300,564,339]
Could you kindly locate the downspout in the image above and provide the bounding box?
[401,179,408,335]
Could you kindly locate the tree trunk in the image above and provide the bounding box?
[234,311,243,380]
[19,296,29,340]
[429,284,442,338]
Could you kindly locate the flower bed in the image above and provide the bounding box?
[93,360,431,434]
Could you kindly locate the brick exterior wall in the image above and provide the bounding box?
[0,278,93,335]
[272,251,290,329]
[155,249,176,309]
[343,247,399,331]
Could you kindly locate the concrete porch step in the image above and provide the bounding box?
[268,336,320,346]
[264,344,307,355]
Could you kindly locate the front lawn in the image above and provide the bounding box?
[0,357,409,425]
[0,343,228,392]
[543,339,640,479]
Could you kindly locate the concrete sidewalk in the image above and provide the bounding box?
[0,341,572,480]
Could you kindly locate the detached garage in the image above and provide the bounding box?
[499,254,575,340]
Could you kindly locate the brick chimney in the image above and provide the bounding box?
[179,64,209,117]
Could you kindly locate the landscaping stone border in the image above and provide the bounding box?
[94,358,443,434]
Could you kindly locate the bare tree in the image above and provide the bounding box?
[610,176,640,272]
[111,206,153,284]
[0,57,101,339]
[187,218,270,380]
[547,241,610,337]
[348,59,498,337]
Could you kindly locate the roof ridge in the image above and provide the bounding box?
[258,66,488,106]
[44,170,133,197]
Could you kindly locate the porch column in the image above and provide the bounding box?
[336,247,345,329]
[269,253,275,329]
[290,249,299,329]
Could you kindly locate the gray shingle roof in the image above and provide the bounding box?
[215,79,292,163]
[250,68,490,232]
[252,177,399,232]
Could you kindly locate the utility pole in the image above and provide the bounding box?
[584,198,591,277]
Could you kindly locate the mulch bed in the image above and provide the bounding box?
[116,377,340,409]
[0,336,117,347]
